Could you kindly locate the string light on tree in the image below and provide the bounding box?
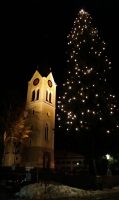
[57,8,119,155]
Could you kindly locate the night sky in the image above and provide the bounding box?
[1,0,119,101]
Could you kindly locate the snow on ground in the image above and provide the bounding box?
[16,182,119,199]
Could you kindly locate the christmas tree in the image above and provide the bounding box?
[57,9,119,156]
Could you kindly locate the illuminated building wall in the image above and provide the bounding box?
[23,70,56,169]
[3,70,56,169]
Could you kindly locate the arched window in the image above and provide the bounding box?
[45,123,48,141]
[31,90,35,101]
[49,92,52,103]
[46,90,48,101]
[36,89,40,100]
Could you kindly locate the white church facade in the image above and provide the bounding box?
[2,69,56,169]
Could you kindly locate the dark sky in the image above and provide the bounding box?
[1,0,119,100]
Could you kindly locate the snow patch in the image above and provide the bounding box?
[16,182,119,199]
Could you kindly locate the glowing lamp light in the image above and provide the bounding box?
[107,130,110,134]
[106,154,110,160]
[76,162,79,166]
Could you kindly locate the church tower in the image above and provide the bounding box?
[23,69,56,169]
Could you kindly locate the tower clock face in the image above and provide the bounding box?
[33,78,39,86]
[48,80,52,87]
